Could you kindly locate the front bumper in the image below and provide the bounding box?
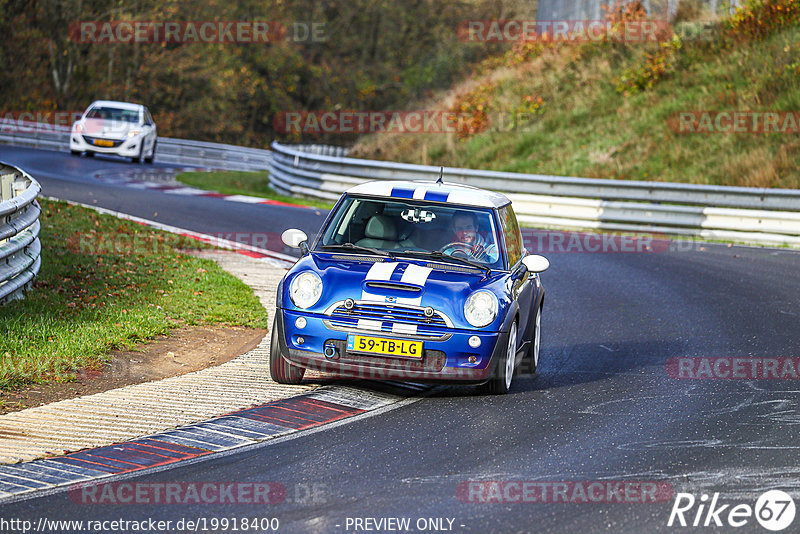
[276,309,508,384]
[70,133,143,156]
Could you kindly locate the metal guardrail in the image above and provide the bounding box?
[0,163,41,305]
[0,120,271,171]
[269,141,800,247]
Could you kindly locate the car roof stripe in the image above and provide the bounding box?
[390,187,415,199]
[423,190,449,203]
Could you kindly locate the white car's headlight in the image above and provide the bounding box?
[127,129,141,138]
[464,290,498,328]
[74,123,83,133]
[290,271,322,309]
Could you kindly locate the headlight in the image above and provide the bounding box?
[127,129,141,138]
[464,290,498,328]
[74,123,83,133]
[289,271,322,309]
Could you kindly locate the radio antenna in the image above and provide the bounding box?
[437,166,444,184]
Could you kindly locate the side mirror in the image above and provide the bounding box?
[522,254,549,273]
[282,228,309,254]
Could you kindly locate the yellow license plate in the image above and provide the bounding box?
[93,139,113,147]
[347,335,423,359]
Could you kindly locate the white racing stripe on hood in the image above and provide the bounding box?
[359,262,432,308]
[397,264,432,306]
[400,264,432,286]
[361,262,399,302]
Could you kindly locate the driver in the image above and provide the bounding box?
[446,211,499,262]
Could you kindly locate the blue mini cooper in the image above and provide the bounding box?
[271,179,549,394]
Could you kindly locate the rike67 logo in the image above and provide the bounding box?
[668,490,796,531]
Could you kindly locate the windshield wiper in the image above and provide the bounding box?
[319,243,395,259]
[396,250,490,275]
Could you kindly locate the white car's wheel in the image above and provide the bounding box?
[144,138,156,164]
[132,144,143,164]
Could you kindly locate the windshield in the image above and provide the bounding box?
[317,196,504,269]
[85,107,140,123]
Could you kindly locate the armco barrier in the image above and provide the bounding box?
[0,120,271,171]
[0,163,41,305]
[269,142,800,247]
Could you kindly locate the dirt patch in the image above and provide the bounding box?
[0,325,267,415]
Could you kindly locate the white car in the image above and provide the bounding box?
[70,100,157,163]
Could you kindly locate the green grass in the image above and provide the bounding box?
[352,19,800,189]
[177,170,335,210]
[0,199,269,390]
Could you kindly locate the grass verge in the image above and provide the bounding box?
[352,5,800,189]
[0,199,269,391]
[177,170,335,210]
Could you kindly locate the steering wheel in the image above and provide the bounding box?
[440,242,473,258]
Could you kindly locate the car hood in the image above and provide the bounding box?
[283,253,512,330]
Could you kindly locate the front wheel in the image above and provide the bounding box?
[144,139,156,164]
[131,144,143,164]
[518,305,541,375]
[480,321,517,395]
[269,317,305,384]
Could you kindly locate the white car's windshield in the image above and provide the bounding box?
[317,196,504,269]
[86,107,140,123]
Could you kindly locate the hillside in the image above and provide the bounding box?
[351,1,800,189]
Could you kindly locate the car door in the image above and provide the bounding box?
[499,205,534,358]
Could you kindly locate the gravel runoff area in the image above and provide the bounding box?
[0,251,313,464]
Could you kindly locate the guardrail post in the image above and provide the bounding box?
[13,177,27,198]
[1,173,13,202]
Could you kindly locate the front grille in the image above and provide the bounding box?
[327,339,446,372]
[82,135,124,147]
[323,301,452,340]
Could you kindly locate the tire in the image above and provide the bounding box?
[85,151,94,158]
[144,139,156,164]
[131,144,143,164]
[70,150,80,156]
[518,304,541,375]
[269,316,305,384]
[480,321,517,395]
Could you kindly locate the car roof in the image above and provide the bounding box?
[87,100,143,111]
[345,180,511,209]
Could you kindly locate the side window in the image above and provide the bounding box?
[499,205,523,268]
[144,108,153,125]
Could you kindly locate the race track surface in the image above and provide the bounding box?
[2,145,799,533]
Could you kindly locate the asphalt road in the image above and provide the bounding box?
[2,145,800,533]
[0,145,328,253]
